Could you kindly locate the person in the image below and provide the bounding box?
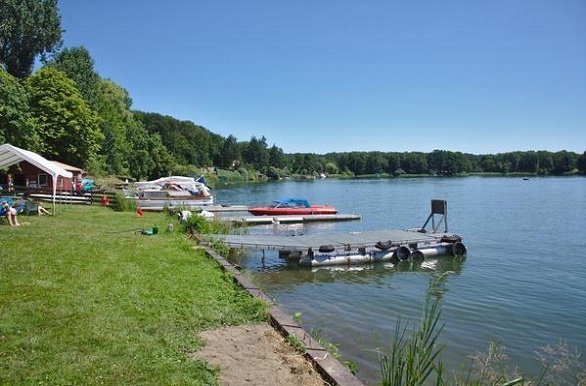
[74,174,83,195]
[1,201,20,226]
[101,194,110,206]
[17,194,52,216]
[7,173,14,194]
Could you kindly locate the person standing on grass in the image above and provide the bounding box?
[1,201,20,227]
[7,173,15,194]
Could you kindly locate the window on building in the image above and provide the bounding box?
[38,173,49,187]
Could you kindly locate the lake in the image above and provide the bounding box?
[214,176,586,384]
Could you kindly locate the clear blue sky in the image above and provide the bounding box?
[58,0,585,155]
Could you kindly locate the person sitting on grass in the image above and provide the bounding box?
[1,201,21,227]
[16,194,52,216]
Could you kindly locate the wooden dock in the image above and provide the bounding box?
[203,205,249,212]
[219,213,361,225]
[211,229,447,251]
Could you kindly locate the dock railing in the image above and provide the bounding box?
[419,199,448,233]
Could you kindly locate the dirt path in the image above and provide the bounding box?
[193,324,326,386]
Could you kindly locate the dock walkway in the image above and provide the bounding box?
[210,229,447,251]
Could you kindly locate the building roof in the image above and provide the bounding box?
[0,143,73,179]
[51,160,84,173]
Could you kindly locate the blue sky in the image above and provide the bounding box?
[58,0,585,154]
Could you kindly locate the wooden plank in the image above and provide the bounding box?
[212,229,448,251]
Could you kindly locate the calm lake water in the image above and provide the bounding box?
[214,177,586,385]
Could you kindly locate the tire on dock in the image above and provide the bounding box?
[409,250,425,260]
[318,245,336,253]
[451,241,467,256]
[393,245,411,261]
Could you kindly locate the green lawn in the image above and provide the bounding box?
[0,205,267,385]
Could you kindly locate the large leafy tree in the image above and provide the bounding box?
[49,46,101,109]
[217,135,241,168]
[243,136,269,173]
[0,0,62,78]
[94,79,137,175]
[26,66,103,168]
[0,68,40,148]
[125,123,174,180]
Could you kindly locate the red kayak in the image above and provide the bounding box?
[248,197,337,216]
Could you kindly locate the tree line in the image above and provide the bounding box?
[1,0,585,181]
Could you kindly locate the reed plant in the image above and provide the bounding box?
[180,211,233,235]
[111,189,136,211]
[377,299,446,386]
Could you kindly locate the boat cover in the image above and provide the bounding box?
[274,197,311,208]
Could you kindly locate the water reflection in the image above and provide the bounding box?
[228,251,467,294]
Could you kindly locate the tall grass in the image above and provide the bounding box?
[378,299,446,386]
[111,190,136,212]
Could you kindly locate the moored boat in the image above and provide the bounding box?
[131,176,213,210]
[248,197,337,216]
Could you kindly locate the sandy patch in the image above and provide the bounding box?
[194,324,326,386]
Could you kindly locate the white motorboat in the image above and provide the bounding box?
[132,176,213,210]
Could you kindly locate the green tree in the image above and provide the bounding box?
[243,136,269,173]
[26,66,103,168]
[268,144,286,169]
[0,68,40,148]
[384,153,401,175]
[403,152,428,174]
[518,151,539,173]
[49,46,101,109]
[0,0,63,78]
[552,150,577,174]
[217,135,240,168]
[577,151,586,174]
[324,161,338,175]
[125,123,174,180]
[365,152,387,174]
[346,152,368,175]
[479,154,496,172]
[537,151,554,174]
[94,79,138,174]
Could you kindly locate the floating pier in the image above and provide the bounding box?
[209,200,467,267]
[212,229,465,266]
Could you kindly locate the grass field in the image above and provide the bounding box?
[0,205,267,385]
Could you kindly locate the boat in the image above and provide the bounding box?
[248,197,337,216]
[131,176,213,210]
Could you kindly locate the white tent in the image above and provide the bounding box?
[0,143,73,213]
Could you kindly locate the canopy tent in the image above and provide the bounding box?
[0,143,73,213]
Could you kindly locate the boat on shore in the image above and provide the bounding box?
[131,176,213,210]
[248,197,337,216]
